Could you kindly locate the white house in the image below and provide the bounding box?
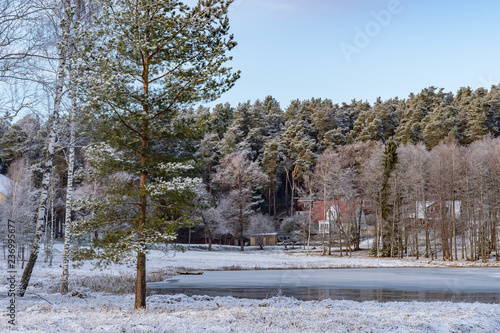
[314,201,366,234]
[0,174,10,201]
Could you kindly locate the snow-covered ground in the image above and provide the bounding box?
[151,244,500,271]
[2,242,500,332]
[2,293,500,332]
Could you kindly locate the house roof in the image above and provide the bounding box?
[0,175,10,197]
[312,201,360,223]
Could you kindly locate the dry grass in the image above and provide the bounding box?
[46,268,175,294]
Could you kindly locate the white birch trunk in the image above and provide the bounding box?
[18,112,59,297]
[61,90,75,295]
[18,0,71,296]
[49,190,55,267]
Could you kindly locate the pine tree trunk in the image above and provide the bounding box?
[21,246,24,270]
[135,117,149,309]
[268,187,271,215]
[135,173,148,308]
[285,170,289,215]
[135,250,146,308]
[290,176,295,217]
[273,183,276,217]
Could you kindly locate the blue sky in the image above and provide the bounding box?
[194,0,500,109]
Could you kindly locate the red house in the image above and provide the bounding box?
[296,200,365,234]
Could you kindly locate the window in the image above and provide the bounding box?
[319,221,329,234]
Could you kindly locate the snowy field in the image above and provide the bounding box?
[3,293,500,332]
[2,243,500,332]
[149,244,500,270]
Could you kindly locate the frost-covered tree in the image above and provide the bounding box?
[461,87,500,144]
[18,0,79,298]
[313,147,358,255]
[193,185,223,251]
[350,97,401,143]
[394,87,452,145]
[422,104,459,149]
[380,139,399,257]
[278,120,315,215]
[313,149,338,254]
[0,159,37,266]
[262,137,281,216]
[73,0,238,309]
[218,101,252,156]
[248,212,275,249]
[428,140,464,261]
[0,0,49,121]
[261,96,284,139]
[395,143,430,259]
[199,103,234,183]
[0,114,41,167]
[279,215,302,245]
[213,151,267,251]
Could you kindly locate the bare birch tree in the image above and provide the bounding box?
[213,151,267,251]
[19,0,73,297]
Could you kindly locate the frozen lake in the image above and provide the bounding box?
[147,268,500,303]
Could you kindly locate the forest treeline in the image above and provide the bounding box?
[2,85,499,260]
[193,87,500,261]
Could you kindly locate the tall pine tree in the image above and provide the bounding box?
[74,0,239,309]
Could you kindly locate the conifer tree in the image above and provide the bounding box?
[422,104,459,149]
[462,87,499,143]
[74,0,239,309]
[262,137,281,216]
[484,85,500,137]
[0,114,40,167]
[278,120,315,215]
[394,87,451,144]
[198,103,233,184]
[219,101,252,156]
[262,96,284,138]
[380,139,398,257]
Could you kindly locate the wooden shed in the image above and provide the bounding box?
[250,233,278,246]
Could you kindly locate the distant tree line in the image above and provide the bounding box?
[1,85,500,259]
[187,86,500,259]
